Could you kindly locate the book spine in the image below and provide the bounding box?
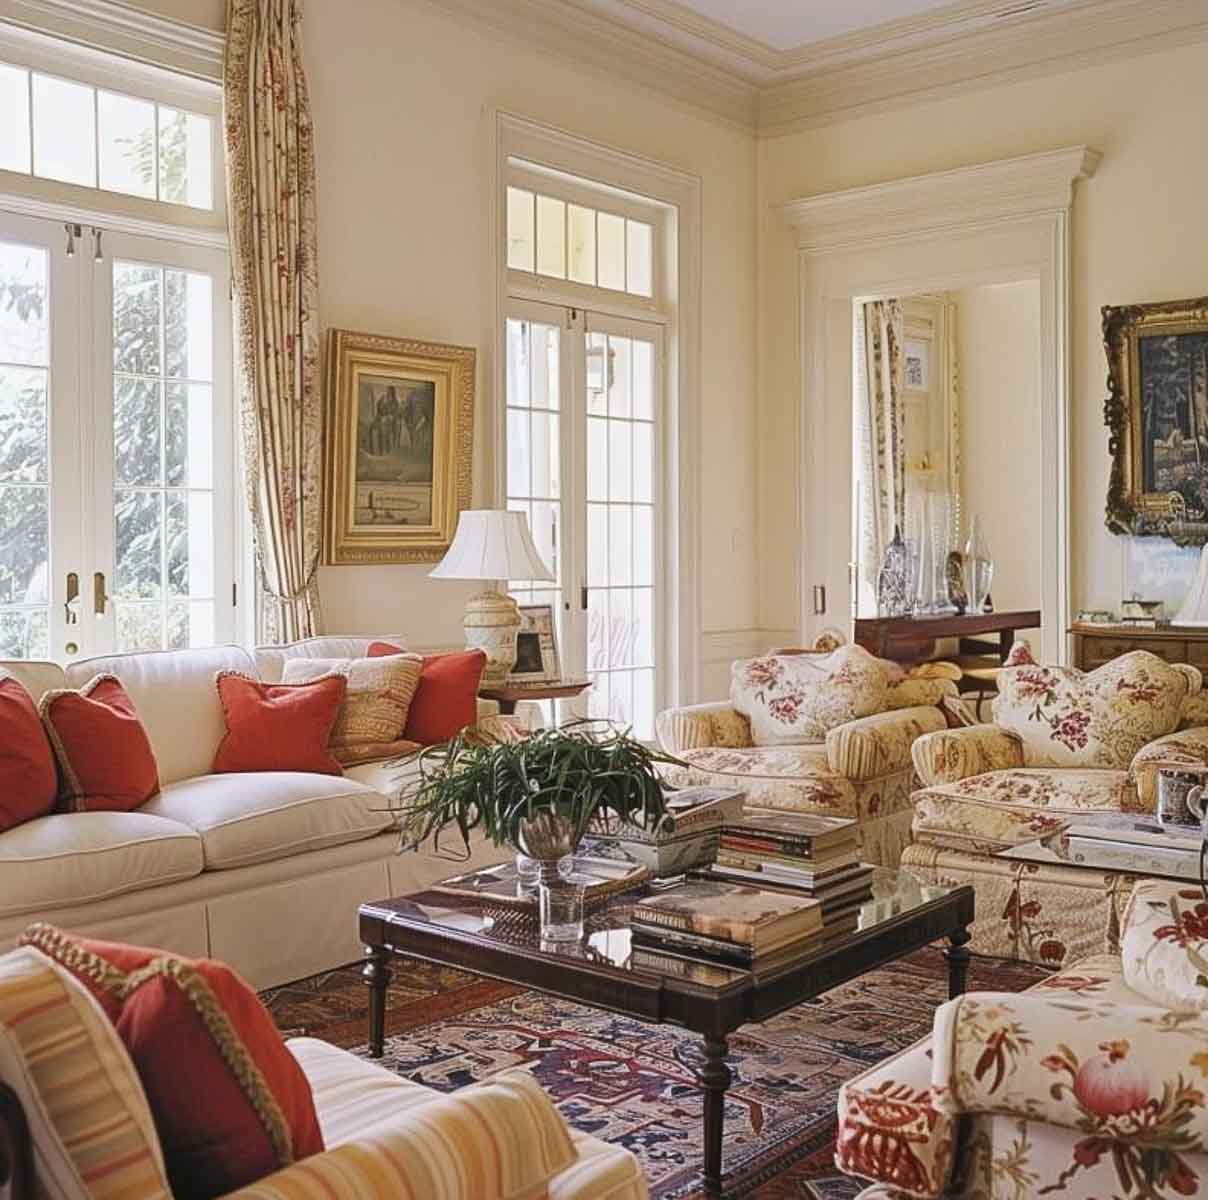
[630,927,756,965]
[1066,836,1202,879]
[631,907,756,945]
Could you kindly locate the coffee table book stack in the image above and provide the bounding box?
[705,812,874,930]
[629,880,823,971]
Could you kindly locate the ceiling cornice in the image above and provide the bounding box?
[434,0,1208,135]
[779,145,1101,253]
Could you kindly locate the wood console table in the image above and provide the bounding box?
[1070,623,1208,671]
[854,609,1041,664]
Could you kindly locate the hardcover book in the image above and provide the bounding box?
[723,810,858,856]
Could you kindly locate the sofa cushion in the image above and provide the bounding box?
[0,945,173,1200]
[65,645,257,786]
[41,675,160,812]
[142,772,394,869]
[912,768,1135,854]
[0,673,57,829]
[255,635,408,684]
[22,925,324,1200]
[0,811,203,918]
[0,659,66,703]
[213,673,347,777]
[1120,878,1208,1012]
[993,651,1196,769]
[369,644,488,745]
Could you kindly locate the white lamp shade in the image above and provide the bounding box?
[429,509,555,582]
[1176,545,1208,626]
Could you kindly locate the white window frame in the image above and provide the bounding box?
[492,111,703,706]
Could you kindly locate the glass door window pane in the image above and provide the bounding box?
[0,238,51,657]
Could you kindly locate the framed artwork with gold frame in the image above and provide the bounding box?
[1105,295,1208,545]
[324,328,474,564]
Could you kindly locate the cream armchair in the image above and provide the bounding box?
[656,654,961,867]
[836,877,1208,1199]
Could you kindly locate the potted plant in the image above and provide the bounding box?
[393,721,684,939]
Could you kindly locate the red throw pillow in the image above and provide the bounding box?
[213,672,347,775]
[40,675,159,811]
[0,676,57,829]
[20,924,323,1200]
[368,644,486,744]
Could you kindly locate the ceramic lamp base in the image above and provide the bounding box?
[464,589,520,687]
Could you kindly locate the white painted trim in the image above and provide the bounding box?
[0,0,224,82]
[779,147,1101,253]
[493,110,704,704]
[784,148,1098,664]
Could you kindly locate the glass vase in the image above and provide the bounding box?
[515,851,572,895]
[537,861,585,942]
[876,525,911,617]
[965,516,994,612]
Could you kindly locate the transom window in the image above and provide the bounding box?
[0,59,213,209]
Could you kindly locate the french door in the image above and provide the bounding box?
[0,208,234,662]
[505,299,664,739]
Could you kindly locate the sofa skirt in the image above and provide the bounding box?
[900,843,1138,970]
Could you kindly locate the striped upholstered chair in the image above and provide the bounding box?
[0,943,647,1200]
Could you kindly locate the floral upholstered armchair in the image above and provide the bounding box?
[656,640,962,866]
[901,649,1208,966]
[836,877,1208,1199]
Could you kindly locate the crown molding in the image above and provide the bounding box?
[0,0,223,81]
[779,145,1100,253]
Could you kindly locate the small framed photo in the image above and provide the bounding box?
[510,604,561,683]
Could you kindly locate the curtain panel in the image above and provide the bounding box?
[224,0,322,642]
[855,299,905,588]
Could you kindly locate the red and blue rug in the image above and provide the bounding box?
[263,947,1043,1198]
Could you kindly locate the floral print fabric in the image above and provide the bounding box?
[1130,726,1208,812]
[992,652,1197,770]
[731,645,890,746]
[1121,879,1208,1013]
[828,707,946,781]
[654,701,754,753]
[912,725,1025,787]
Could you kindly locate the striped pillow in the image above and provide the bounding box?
[0,946,171,1200]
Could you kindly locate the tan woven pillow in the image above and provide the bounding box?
[282,654,423,753]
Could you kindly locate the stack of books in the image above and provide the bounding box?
[1062,815,1205,880]
[629,880,823,969]
[707,811,874,930]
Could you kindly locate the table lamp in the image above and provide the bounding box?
[429,509,555,685]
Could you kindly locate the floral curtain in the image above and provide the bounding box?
[223,0,322,643]
[855,299,905,587]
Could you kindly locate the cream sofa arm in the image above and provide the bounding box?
[224,1068,579,1200]
[930,991,1208,1148]
[884,677,959,710]
[1130,725,1208,812]
[825,706,946,781]
[655,702,752,754]
[911,724,1024,787]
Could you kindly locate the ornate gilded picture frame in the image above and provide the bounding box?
[324,328,474,564]
[1105,295,1208,545]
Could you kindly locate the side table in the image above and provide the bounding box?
[478,678,590,716]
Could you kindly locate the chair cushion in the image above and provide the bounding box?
[0,812,202,918]
[369,644,488,745]
[22,926,324,1200]
[0,945,173,1200]
[282,653,424,758]
[993,651,1196,769]
[0,673,57,830]
[1120,878,1208,1012]
[912,768,1135,854]
[731,644,889,746]
[41,676,160,812]
[213,673,347,776]
[141,771,393,869]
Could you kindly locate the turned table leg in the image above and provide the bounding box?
[700,1033,732,1196]
[946,925,972,999]
[363,943,392,1057]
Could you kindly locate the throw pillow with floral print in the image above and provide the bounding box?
[730,644,889,746]
[992,651,1197,769]
[1121,878,1208,1012]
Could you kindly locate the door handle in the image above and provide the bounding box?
[93,572,108,616]
[65,572,79,625]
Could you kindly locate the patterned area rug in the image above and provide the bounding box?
[262,948,1044,1199]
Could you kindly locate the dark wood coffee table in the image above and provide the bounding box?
[359,868,974,1197]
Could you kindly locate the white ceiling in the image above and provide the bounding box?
[666,0,963,51]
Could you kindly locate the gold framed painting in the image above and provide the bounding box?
[1104,295,1208,545]
[324,328,475,564]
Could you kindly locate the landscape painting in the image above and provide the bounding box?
[355,373,436,528]
[324,329,475,564]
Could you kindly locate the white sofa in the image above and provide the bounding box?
[0,636,501,988]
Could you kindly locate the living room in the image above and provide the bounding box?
[2,1,1208,1198]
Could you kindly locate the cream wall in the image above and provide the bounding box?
[758,38,1208,635]
[955,282,1042,615]
[124,0,760,682]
